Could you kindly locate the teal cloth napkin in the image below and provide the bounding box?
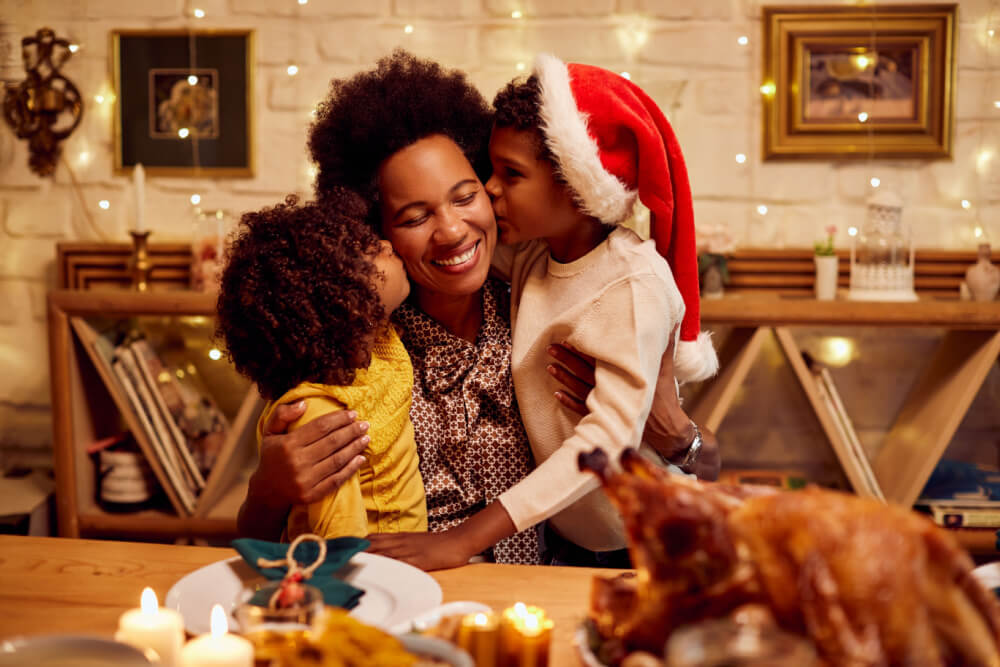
[232,537,369,609]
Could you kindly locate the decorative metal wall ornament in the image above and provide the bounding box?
[2,27,84,176]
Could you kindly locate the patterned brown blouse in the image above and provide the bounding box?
[393,278,540,565]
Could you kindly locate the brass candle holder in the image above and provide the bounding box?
[127,230,152,292]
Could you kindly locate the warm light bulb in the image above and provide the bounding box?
[190,194,201,205]
[620,71,631,80]
[818,337,855,368]
[856,55,870,69]
[404,24,414,33]
[95,94,105,104]
[287,64,299,76]
[78,150,91,165]
[989,28,996,37]
[962,199,971,209]
[757,204,768,216]
[511,10,522,18]
[307,165,318,178]
[848,226,858,237]
[98,199,110,210]
[208,348,223,361]
[193,7,205,17]
[516,62,526,71]
[858,111,869,122]
[737,35,748,45]
[178,128,190,138]
[68,43,80,53]
[187,74,198,85]
[759,82,776,96]
[215,209,224,220]
[299,0,308,4]
[175,368,186,379]
[140,588,158,615]
[975,226,984,238]
[870,177,880,187]
[994,101,1000,109]
[735,153,747,163]
[210,604,227,638]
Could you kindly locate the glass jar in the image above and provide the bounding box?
[665,617,818,667]
[190,207,234,293]
[850,189,916,298]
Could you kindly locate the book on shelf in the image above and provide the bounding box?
[802,352,885,502]
[112,348,198,515]
[915,459,1000,528]
[129,338,207,491]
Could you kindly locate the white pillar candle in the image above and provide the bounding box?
[115,587,184,666]
[133,162,146,233]
[180,604,254,667]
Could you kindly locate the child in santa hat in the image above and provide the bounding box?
[481,54,719,566]
[371,54,720,569]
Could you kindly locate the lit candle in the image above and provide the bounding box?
[499,602,553,667]
[133,162,146,233]
[115,587,184,666]
[456,611,499,667]
[180,603,254,667]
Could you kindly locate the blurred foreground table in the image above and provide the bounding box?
[0,535,612,667]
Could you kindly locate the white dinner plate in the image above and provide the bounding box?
[165,552,442,635]
[0,635,153,666]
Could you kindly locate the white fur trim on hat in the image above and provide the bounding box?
[675,331,718,384]
[533,53,636,223]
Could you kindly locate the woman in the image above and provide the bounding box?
[237,51,719,566]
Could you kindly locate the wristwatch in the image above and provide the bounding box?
[671,421,703,474]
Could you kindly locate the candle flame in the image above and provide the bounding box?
[513,602,527,616]
[210,603,228,637]
[523,614,539,632]
[473,613,489,626]
[140,587,158,615]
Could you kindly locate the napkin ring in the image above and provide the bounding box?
[256,533,327,610]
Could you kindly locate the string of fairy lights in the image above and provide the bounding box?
[44,3,1000,248]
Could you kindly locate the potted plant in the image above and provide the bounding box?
[696,222,735,299]
[813,225,838,300]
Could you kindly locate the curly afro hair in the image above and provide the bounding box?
[492,74,559,170]
[308,50,493,228]
[216,192,386,400]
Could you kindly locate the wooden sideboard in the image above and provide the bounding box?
[691,294,1000,515]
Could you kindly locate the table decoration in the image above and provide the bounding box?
[231,534,367,609]
[114,587,184,666]
[499,602,553,667]
[179,604,253,667]
[455,611,500,667]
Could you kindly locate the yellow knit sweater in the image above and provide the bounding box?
[256,326,427,540]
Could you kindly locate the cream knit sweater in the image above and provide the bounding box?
[495,227,685,551]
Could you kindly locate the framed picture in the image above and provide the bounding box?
[112,29,254,176]
[762,5,956,160]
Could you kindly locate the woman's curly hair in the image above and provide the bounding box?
[308,49,493,228]
[216,192,385,400]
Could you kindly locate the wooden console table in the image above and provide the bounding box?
[693,295,1000,508]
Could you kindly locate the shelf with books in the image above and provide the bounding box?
[47,290,263,541]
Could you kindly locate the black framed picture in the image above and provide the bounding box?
[112,29,254,176]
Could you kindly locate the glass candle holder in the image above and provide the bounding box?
[234,582,325,664]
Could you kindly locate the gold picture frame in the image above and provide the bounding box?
[762,4,956,160]
[112,29,255,177]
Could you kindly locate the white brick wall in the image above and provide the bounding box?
[1,0,998,476]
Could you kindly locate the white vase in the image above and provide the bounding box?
[814,255,839,300]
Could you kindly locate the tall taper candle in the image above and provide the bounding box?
[134,163,146,233]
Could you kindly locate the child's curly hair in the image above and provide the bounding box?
[216,192,386,400]
[492,74,560,171]
[308,49,493,229]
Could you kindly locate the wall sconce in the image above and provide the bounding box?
[1,26,84,177]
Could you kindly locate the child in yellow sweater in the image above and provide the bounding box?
[217,193,426,541]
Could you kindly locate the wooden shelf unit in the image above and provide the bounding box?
[691,294,1000,553]
[47,290,263,541]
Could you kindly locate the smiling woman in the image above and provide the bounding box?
[238,50,542,565]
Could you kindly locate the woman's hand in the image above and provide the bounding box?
[366,531,475,571]
[546,343,596,415]
[236,402,371,539]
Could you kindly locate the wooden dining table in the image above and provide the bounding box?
[0,535,620,666]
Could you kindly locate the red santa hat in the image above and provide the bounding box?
[533,53,718,382]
